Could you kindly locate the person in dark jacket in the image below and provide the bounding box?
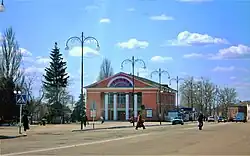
[135,111,145,130]
[198,112,204,130]
[22,113,29,135]
[83,115,89,128]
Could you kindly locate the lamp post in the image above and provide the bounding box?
[14,89,22,134]
[0,0,5,12]
[65,32,100,130]
[121,56,146,127]
[169,76,185,111]
[150,68,170,125]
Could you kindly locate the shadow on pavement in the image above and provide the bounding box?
[0,135,27,140]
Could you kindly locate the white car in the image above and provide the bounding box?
[207,116,215,122]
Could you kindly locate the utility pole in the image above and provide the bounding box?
[151,68,170,125]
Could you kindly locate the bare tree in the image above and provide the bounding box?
[97,58,114,81]
[0,27,25,120]
[23,74,45,124]
[217,87,237,117]
[0,27,24,84]
[180,76,195,108]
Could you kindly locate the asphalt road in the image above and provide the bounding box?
[1,122,250,155]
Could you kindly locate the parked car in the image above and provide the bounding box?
[207,116,215,122]
[218,116,227,123]
[172,117,184,125]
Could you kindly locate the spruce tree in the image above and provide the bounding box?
[43,42,69,118]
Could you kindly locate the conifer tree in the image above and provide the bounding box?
[43,42,69,117]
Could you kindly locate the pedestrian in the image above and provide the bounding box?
[83,115,88,128]
[22,113,29,135]
[135,111,145,130]
[198,112,204,130]
[100,116,104,124]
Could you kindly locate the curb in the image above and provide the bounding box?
[0,134,27,140]
[72,123,174,132]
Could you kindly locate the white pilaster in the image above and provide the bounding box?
[134,94,138,118]
[104,93,109,120]
[125,94,129,120]
[113,93,117,120]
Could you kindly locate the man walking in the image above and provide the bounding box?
[135,111,145,130]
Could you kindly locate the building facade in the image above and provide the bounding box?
[85,72,176,121]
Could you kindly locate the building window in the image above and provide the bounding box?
[108,93,114,108]
[137,93,142,108]
[117,93,126,104]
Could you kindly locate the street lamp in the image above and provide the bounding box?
[65,32,100,130]
[169,76,185,111]
[150,68,170,125]
[0,0,5,12]
[121,56,146,127]
[14,90,22,134]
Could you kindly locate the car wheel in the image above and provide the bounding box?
[181,123,184,125]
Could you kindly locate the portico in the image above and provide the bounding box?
[85,72,176,121]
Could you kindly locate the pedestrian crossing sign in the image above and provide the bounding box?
[16,94,27,105]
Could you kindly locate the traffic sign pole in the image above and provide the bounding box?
[19,104,22,134]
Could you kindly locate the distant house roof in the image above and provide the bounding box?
[85,72,176,92]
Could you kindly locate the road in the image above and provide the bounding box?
[1,122,250,155]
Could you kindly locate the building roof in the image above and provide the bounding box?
[85,72,176,92]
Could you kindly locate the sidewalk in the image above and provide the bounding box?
[72,121,172,132]
[0,121,194,137]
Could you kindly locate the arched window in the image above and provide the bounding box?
[108,77,133,88]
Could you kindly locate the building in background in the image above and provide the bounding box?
[85,72,176,121]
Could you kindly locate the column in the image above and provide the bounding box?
[104,93,109,120]
[113,93,117,120]
[125,94,129,120]
[134,94,138,118]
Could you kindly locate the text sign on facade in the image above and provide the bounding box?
[146,109,153,118]
[91,101,96,110]
[90,110,96,118]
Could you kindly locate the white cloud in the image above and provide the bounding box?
[100,18,111,23]
[212,66,248,72]
[183,53,204,58]
[150,56,173,63]
[183,44,250,60]
[230,76,236,80]
[116,39,149,49]
[24,66,44,74]
[85,5,99,11]
[177,0,212,2]
[36,56,50,65]
[68,46,100,57]
[165,31,229,46]
[19,48,32,56]
[210,44,250,60]
[127,8,135,12]
[149,14,174,21]
[136,67,149,78]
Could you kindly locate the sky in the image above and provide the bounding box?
[0,0,250,101]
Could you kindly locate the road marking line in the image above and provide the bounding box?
[2,133,150,156]
[2,122,231,156]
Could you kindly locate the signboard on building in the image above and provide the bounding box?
[90,110,96,118]
[146,109,153,118]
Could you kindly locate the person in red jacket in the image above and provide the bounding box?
[135,111,145,130]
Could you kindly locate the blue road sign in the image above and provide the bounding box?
[16,94,27,105]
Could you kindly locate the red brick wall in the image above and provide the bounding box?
[86,90,176,121]
[86,92,102,119]
[95,73,151,88]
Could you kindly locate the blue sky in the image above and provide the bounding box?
[1,0,250,101]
